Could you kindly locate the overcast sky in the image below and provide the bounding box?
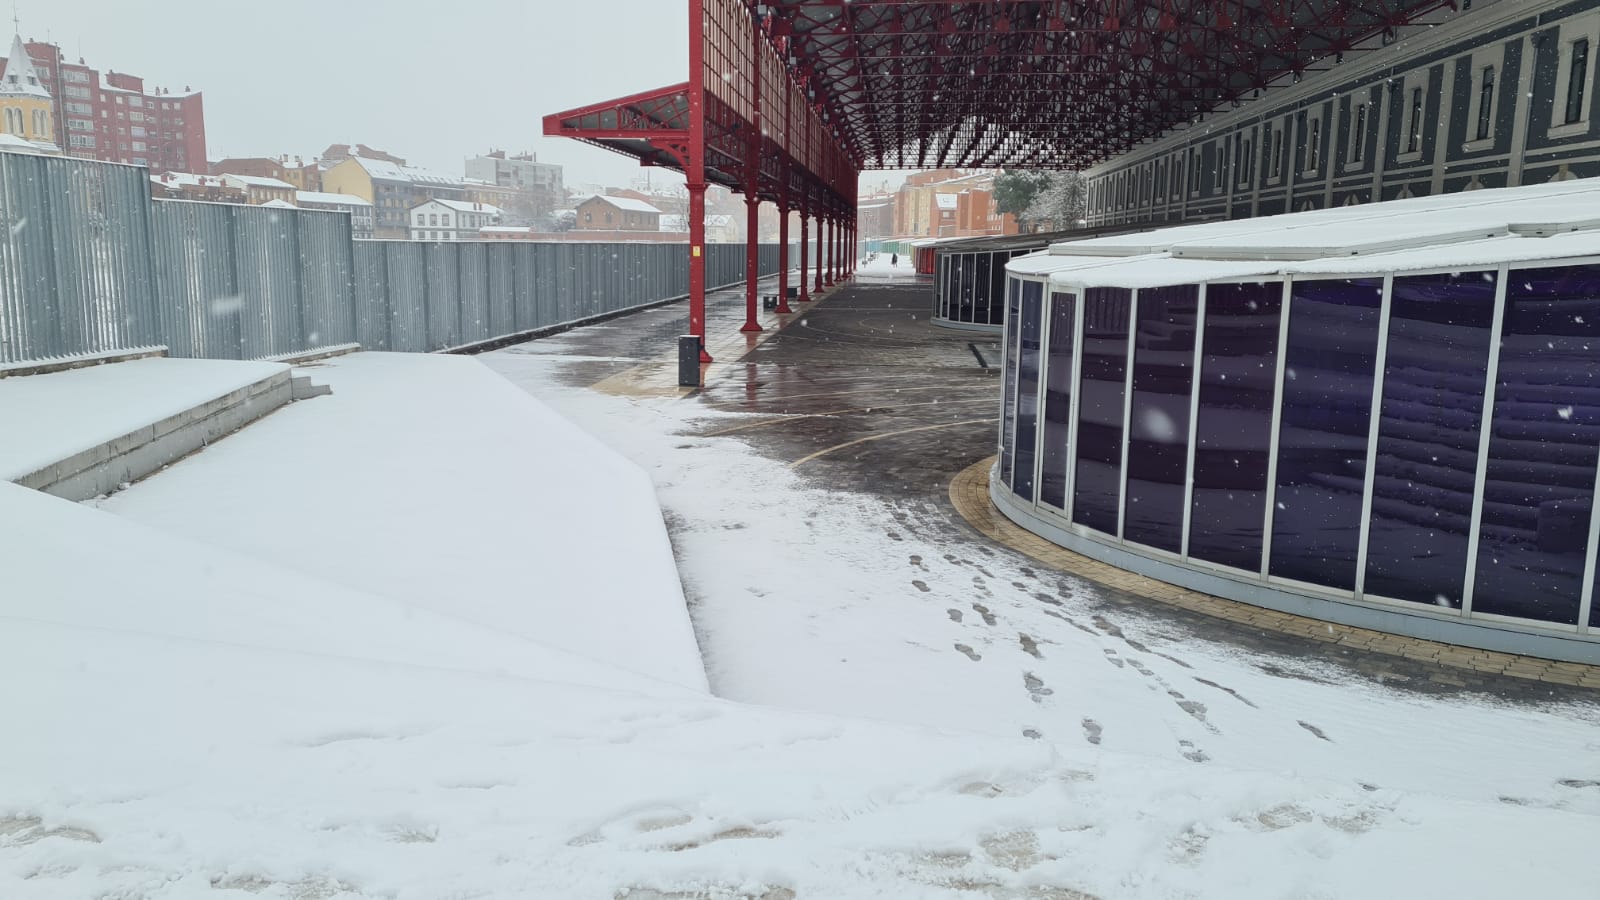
[24,0,687,186]
[24,0,925,195]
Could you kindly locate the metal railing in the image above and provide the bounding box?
[0,153,791,363]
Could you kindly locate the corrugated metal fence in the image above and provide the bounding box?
[0,154,791,363]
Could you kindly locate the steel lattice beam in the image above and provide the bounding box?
[763,0,1458,170]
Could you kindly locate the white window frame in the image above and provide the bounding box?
[1463,45,1505,152]
[1345,93,1372,167]
[1237,128,1255,188]
[1266,117,1286,185]
[1398,78,1426,163]
[1551,13,1600,138]
[1302,110,1323,175]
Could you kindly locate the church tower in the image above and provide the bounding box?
[1,32,59,153]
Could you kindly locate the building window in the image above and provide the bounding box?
[32,109,47,137]
[1567,38,1590,125]
[1239,135,1254,186]
[3,108,20,135]
[1476,65,1496,141]
[65,70,89,84]
[64,85,89,100]
[1407,87,1424,152]
[1269,123,1284,179]
[1350,102,1368,163]
[1214,141,1227,190]
[1304,115,1321,173]
[429,214,438,226]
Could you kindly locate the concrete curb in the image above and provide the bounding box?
[16,369,296,501]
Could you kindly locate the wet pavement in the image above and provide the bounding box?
[496,269,1600,707]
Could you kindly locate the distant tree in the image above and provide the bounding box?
[993,171,1054,220]
[1022,171,1087,232]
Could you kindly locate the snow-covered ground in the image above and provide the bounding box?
[94,352,705,690]
[5,342,1600,898]
[0,357,287,481]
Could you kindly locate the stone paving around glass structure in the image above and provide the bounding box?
[482,264,1600,837]
[507,266,1600,698]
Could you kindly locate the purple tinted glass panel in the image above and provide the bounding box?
[1269,278,1384,590]
[999,277,1020,485]
[1364,272,1496,606]
[971,255,991,323]
[1041,291,1076,508]
[984,253,1010,325]
[1188,281,1283,571]
[1072,287,1133,534]
[1124,284,1200,553]
[1014,280,1045,500]
[1474,264,1600,625]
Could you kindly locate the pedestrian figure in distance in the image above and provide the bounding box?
[891,252,898,266]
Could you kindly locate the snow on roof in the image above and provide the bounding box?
[258,199,296,209]
[424,198,503,215]
[344,155,461,187]
[1024,178,1600,291]
[295,190,371,207]
[587,195,663,214]
[151,171,236,189]
[1,34,51,99]
[935,194,959,210]
[221,174,295,190]
[858,201,890,210]
[0,132,49,154]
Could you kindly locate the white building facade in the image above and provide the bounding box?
[408,199,503,242]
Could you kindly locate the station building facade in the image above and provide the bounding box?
[1084,0,1600,225]
[996,180,1600,664]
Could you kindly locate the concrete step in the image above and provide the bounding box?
[7,361,297,502]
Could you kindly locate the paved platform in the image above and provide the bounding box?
[517,268,1600,700]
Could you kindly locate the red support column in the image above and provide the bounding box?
[823,215,834,287]
[776,196,793,314]
[835,214,843,281]
[798,199,810,303]
[740,13,763,334]
[742,194,762,333]
[814,211,825,293]
[687,0,710,362]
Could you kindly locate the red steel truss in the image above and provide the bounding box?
[545,0,860,364]
[547,0,1456,365]
[771,0,1459,169]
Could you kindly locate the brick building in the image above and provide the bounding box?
[0,36,205,173]
[212,157,322,193]
[891,170,1017,238]
[149,171,246,203]
[574,194,662,231]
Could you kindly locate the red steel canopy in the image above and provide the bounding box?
[545,0,1457,366]
[771,0,1457,169]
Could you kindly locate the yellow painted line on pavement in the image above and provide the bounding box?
[705,398,996,436]
[788,418,997,469]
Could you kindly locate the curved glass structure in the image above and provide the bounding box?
[932,228,1141,331]
[992,180,1600,663]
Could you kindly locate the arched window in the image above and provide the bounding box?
[3,108,21,135]
[32,109,47,137]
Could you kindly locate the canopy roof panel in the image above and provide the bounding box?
[765,0,1461,170]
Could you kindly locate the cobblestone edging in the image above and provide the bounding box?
[950,456,1600,691]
